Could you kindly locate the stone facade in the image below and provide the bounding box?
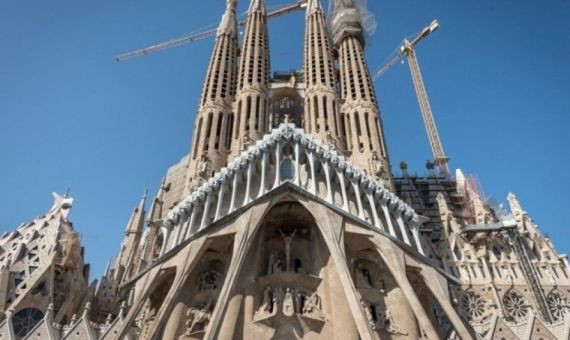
[1,0,569,339]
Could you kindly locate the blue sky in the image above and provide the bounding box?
[1,0,569,280]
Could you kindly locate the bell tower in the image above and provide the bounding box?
[303,0,344,151]
[331,0,392,187]
[185,0,239,194]
[229,0,271,159]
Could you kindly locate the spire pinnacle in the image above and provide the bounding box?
[307,0,323,11]
[217,0,238,36]
[139,189,148,209]
[306,0,323,18]
[248,0,266,14]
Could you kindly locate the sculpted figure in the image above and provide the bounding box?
[370,152,387,179]
[325,131,337,151]
[302,292,322,315]
[257,286,273,314]
[279,229,297,271]
[272,287,285,312]
[295,290,306,313]
[356,263,372,288]
[185,300,213,334]
[361,299,376,330]
[283,288,295,317]
[268,250,284,275]
[242,133,252,150]
[198,154,210,176]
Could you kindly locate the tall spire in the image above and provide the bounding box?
[332,0,392,188]
[124,189,147,234]
[113,191,147,284]
[303,0,344,151]
[185,1,239,193]
[230,0,271,159]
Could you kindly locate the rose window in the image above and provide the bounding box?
[548,292,570,321]
[461,291,486,320]
[12,308,44,337]
[503,291,530,321]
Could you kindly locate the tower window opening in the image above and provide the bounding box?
[333,100,339,136]
[235,101,242,139]
[323,96,329,131]
[215,112,223,150]
[226,113,234,150]
[204,112,213,151]
[314,95,319,132]
[245,96,252,132]
[255,95,260,130]
[375,117,386,157]
[345,114,352,151]
[355,112,363,151]
[193,117,203,159]
[365,112,372,149]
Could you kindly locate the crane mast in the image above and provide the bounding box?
[372,20,449,174]
[403,39,449,173]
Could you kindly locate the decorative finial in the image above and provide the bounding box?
[119,301,127,319]
[82,302,91,318]
[46,303,54,322]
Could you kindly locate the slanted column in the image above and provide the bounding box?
[410,220,425,255]
[200,193,213,231]
[257,150,268,197]
[174,213,187,246]
[243,161,253,205]
[395,206,411,245]
[308,151,317,195]
[214,184,226,221]
[381,203,397,237]
[351,179,365,220]
[337,170,349,211]
[185,206,198,239]
[323,161,333,203]
[229,171,239,212]
[159,225,171,256]
[273,143,282,189]
[366,192,382,230]
[294,142,301,186]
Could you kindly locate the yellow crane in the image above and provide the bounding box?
[114,0,308,62]
[372,20,449,174]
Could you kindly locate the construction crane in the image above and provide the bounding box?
[115,0,309,62]
[372,20,450,174]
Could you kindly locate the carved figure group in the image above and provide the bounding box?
[184,299,213,335]
[355,263,385,293]
[360,299,407,335]
[256,286,324,320]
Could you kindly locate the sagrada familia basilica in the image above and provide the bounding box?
[1,0,569,339]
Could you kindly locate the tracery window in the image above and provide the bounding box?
[503,290,530,321]
[12,308,44,337]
